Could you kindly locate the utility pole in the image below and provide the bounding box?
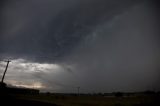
[1,60,11,83]
[77,86,80,95]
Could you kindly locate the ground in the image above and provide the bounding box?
[5,93,160,106]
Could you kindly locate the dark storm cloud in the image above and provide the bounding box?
[0,0,160,92]
[59,0,160,92]
[0,0,141,62]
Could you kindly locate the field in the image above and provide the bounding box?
[12,93,160,106]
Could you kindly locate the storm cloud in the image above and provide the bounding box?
[0,0,160,93]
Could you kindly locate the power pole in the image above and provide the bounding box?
[77,87,80,95]
[1,60,11,83]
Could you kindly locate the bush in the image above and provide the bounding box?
[114,92,123,97]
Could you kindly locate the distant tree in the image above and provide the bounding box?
[143,90,155,95]
[114,92,123,97]
[98,92,103,96]
[46,92,51,95]
[0,82,6,88]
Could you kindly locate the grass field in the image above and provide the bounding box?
[13,93,160,106]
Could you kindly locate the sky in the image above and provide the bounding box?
[0,0,160,93]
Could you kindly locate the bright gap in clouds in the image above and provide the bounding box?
[0,59,71,90]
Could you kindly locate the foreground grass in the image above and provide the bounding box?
[13,94,160,106]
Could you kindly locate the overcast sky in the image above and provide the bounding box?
[0,0,160,93]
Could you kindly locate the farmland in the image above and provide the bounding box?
[12,93,160,106]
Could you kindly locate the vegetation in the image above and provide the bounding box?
[13,92,160,106]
